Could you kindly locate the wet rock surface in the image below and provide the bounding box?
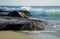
[0,10,53,31]
[0,16,47,31]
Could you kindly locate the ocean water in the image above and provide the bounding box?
[29,7,60,31]
[0,6,60,31]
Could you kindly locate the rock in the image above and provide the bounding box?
[0,24,6,29]
[0,10,52,31]
[7,11,21,17]
[18,10,31,17]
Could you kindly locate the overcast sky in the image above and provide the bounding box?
[0,0,60,6]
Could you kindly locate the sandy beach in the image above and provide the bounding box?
[0,31,33,39]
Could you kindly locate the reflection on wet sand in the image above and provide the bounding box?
[16,31,60,39]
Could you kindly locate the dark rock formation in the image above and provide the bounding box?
[0,10,49,31]
[0,10,3,12]
[7,10,31,18]
[0,10,8,12]
[18,10,31,17]
[0,23,34,31]
[7,11,21,17]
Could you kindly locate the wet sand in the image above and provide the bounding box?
[31,32,60,39]
[0,31,33,39]
[18,31,60,39]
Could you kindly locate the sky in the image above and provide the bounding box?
[0,0,60,6]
